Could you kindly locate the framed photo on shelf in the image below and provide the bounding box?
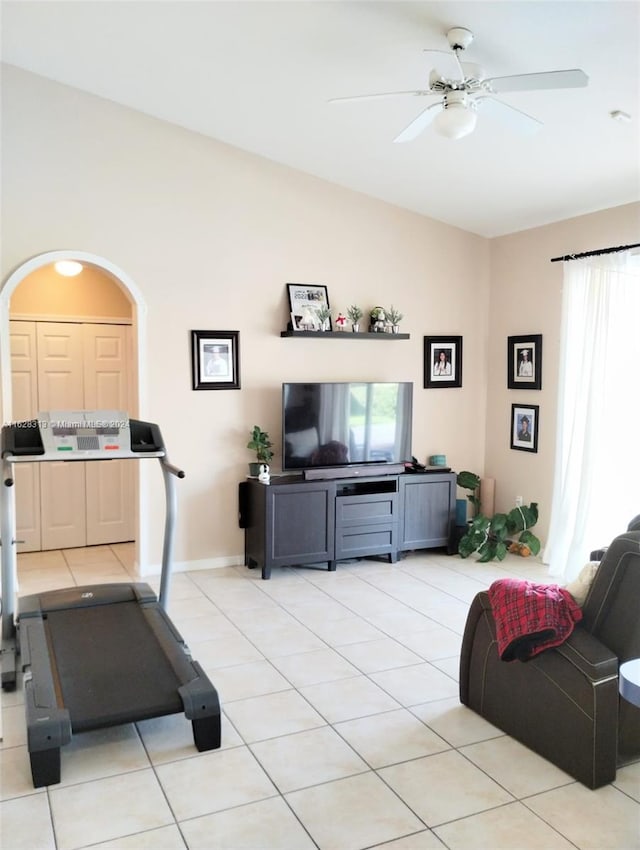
[424,335,463,388]
[191,330,240,390]
[508,334,542,390]
[511,403,539,453]
[287,283,331,331]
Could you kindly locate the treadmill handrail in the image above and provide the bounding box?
[161,460,185,480]
[158,455,186,608]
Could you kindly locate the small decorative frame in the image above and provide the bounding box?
[511,403,539,453]
[191,330,240,390]
[508,334,542,390]
[424,335,463,388]
[290,312,306,331]
[287,283,331,331]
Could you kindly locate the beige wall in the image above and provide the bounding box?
[1,66,490,570]
[10,264,132,318]
[3,65,637,568]
[486,202,640,542]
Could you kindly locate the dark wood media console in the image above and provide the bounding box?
[239,471,456,579]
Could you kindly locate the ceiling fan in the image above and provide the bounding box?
[329,27,589,140]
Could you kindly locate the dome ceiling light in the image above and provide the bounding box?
[54,260,83,277]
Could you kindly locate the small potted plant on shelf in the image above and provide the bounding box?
[385,305,403,333]
[247,425,274,476]
[347,304,364,332]
[456,470,540,562]
[316,305,332,331]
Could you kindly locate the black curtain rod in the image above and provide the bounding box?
[550,242,640,263]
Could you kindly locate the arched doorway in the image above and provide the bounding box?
[0,250,150,574]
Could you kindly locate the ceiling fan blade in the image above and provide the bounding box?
[328,90,433,104]
[476,96,542,135]
[461,61,484,81]
[484,69,588,93]
[424,49,464,80]
[393,102,442,143]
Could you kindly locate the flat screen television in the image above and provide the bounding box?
[282,382,413,472]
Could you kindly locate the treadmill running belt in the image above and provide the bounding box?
[45,601,184,731]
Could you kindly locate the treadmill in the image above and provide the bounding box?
[0,410,221,787]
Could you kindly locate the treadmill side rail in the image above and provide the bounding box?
[21,617,72,787]
[178,660,221,721]
[141,605,221,749]
[179,661,222,751]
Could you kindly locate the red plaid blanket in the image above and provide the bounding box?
[488,578,583,662]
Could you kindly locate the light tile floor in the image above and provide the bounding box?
[1,544,639,850]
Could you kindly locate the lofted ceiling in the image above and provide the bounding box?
[2,0,639,237]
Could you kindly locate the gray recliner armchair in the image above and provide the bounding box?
[459,530,640,788]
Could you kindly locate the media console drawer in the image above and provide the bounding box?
[336,492,397,525]
[335,492,398,561]
[335,524,397,560]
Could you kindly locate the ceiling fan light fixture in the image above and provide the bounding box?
[434,101,477,139]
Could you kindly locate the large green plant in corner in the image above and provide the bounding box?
[456,470,541,562]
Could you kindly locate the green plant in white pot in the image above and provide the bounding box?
[347,304,364,332]
[385,305,403,333]
[247,425,273,476]
[316,306,332,331]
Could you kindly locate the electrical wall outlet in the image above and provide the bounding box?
[515,496,523,507]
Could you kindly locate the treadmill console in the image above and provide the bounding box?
[40,410,130,458]
[3,411,165,461]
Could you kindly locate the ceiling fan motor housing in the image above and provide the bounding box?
[446,27,474,52]
[444,91,474,110]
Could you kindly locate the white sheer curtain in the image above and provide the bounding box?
[544,250,640,582]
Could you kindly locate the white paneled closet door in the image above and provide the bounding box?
[83,324,134,546]
[10,320,134,552]
[36,322,87,550]
[10,322,41,552]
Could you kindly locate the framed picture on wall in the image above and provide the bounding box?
[508,334,542,390]
[287,283,331,331]
[511,403,539,453]
[191,330,240,390]
[424,335,463,388]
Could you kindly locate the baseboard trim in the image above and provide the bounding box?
[138,554,245,577]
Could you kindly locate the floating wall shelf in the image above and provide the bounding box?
[280,331,410,340]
